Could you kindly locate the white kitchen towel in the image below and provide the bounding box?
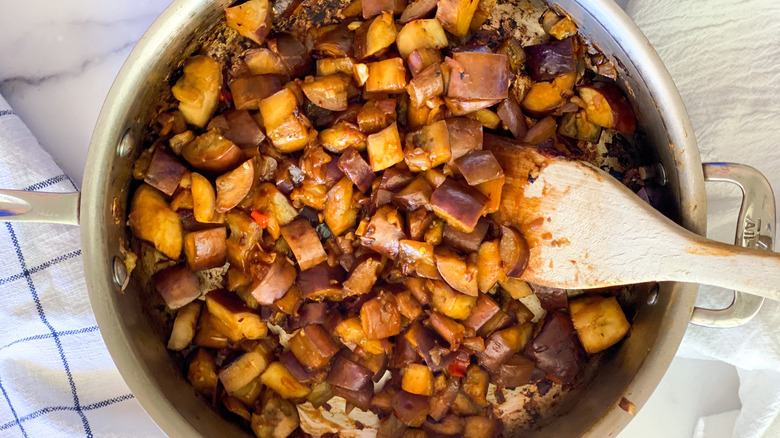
[626,1,780,437]
[0,94,162,437]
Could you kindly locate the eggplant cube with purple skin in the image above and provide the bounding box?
[430,178,489,233]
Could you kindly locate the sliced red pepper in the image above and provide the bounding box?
[448,357,469,377]
[251,210,269,229]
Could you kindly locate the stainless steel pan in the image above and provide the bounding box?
[0,0,775,435]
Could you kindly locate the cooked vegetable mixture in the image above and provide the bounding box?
[129,0,638,436]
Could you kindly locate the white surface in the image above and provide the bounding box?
[0,0,777,437]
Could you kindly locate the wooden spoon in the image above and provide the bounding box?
[486,137,780,301]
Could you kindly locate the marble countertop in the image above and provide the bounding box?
[0,0,769,437]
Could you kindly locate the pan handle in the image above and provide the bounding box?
[689,163,775,328]
[0,189,80,226]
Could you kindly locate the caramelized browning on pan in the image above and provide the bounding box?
[128,0,647,436]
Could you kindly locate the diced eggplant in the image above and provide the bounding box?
[244,48,289,76]
[219,346,272,393]
[229,74,283,110]
[326,355,374,391]
[569,295,630,354]
[396,19,448,59]
[406,63,444,108]
[144,147,187,197]
[524,37,577,81]
[249,256,297,305]
[289,323,340,369]
[366,122,404,172]
[215,159,255,213]
[475,240,502,293]
[499,277,533,299]
[469,108,502,130]
[445,117,483,164]
[361,293,401,339]
[358,98,397,133]
[404,119,451,171]
[323,177,358,236]
[184,227,227,271]
[188,349,219,395]
[360,205,406,258]
[469,0,497,31]
[281,218,328,270]
[207,109,266,148]
[429,312,465,348]
[194,307,230,349]
[407,48,444,76]
[492,354,535,388]
[454,150,504,186]
[313,24,355,58]
[259,88,310,153]
[320,121,367,153]
[172,56,222,128]
[392,177,433,211]
[495,36,526,72]
[301,74,351,111]
[497,96,528,139]
[363,0,406,19]
[442,218,488,253]
[336,316,385,354]
[338,147,376,194]
[190,172,220,224]
[332,380,374,411]
[530,284,569,310]
[342,255,382,297]
[366,58,408,93]
[250,395,300,438]
[167,301,202,350]
[392,390,431,427]
[446,52,509,100]
[273,284,303,315]
[206,289,267,341]
[260,361,312,399]
[129,185,183,259]
[524,311,586,383]
[462,364,489,406]
[399,0,438,23]
[429,280,477,320]
[226,210,263,271]
[298,262,346,299]
[407,208,434,241]
[522,115,559,145]
[474,176,504,214]
[401,363,434,396]
[397,239,439,279]
[355,12,398,60]
[225,0,272,46]
[558,110,602,143]
[154,265,200,310]
[435,0,480,37]
[500,225,529,278]
[463,293,500,332]
[429,377,459,421]
[521,74,575,118]
[444,97,502,116]
[317,57,356,77]
[435,247,478,297]
[270,34,313,78]
[396,289,423,320]
[430,178,488,233]
[475,328,514,372]
[578,82,636,135]
[183,129,246,173]
[248,183,299,238]
[280,350,319,383]
[288,301,329,331]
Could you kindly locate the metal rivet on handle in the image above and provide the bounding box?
[638,163,667,186]
[117,129,133,158]
[646,284,659,306]
[112,256,127,286]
